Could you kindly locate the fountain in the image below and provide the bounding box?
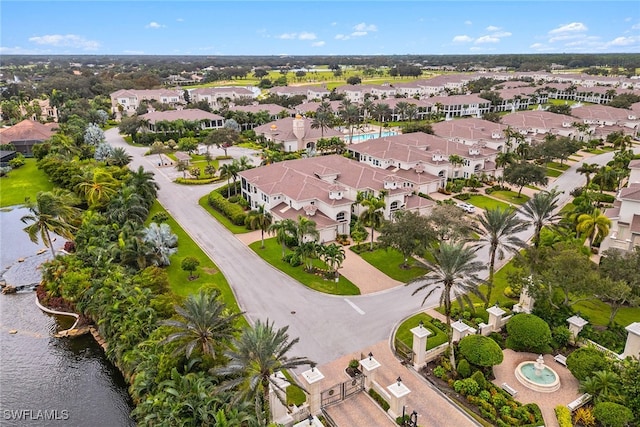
[514,355,560,392]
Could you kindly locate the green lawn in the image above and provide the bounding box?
[573,298,639,327]
[353,246,428,283]
[198,194,251,234]
[487,190,530,206]
[147,202,246,327]
[525,185,542,191]
[249,237,360,295]
[545,168,562,178]
[466,195,512,211]
[0,158,54,207]
[546,162,571,171]
[395,313,449,351]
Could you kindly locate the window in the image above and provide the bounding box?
[336,212,346,222]
[390,201,399,211]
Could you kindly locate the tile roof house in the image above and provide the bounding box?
[110,89,185,114]
[189,87,257,109]
[253,115,343,153]
[432,117,510,152]
[0,119,57,155]
[500,110,577,142]
[238,155,434,242]
[570,105,639,136]
[429,95,492,119]
[347,132,499,184]
[139,109,224,132]
[600,159,640,254]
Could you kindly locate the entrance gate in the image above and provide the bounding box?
[320,375,365,408]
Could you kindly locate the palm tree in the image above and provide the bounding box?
[215,319,313,426]
[21,190,80,257]
[106,147,132,167]
[396,101,410,121]
[372,103,391,137]
[406,103,418,123]
[319,243,345,279]
[576,162,600,188]
[579,370,621,403]
[408,242,485,371]
[360,194,386,250]
[161,289,241,360]
[268,219,297,258]
[295,215,319,245]
[311,102,334,138]
[249,205,273,249]
[338,101,360,145]
[126,166,158,205]
[519,188,562,248]
[106,186,148,225]
[576,208,611,248]
[473,207,527,307]
[76,168,120,209]
[219,163,233,194]
[295,241,319,273]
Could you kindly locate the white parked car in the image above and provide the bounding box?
[457,202,476,213]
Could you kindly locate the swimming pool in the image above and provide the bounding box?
[347,131,398,143]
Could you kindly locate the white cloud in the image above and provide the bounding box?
[486,25,500,32]
[277,33,297,39]
[464,20,472,25]
[145,21,165,29]
[353,22,377,32]
[608,36,639,46]
[548,22,587,35]
[176,18,184,22]
[549,33,586,43]
[492,31,512,38]
[277,32,317,40]
[335,34,348,40]
[28,34,99,50]
[475,35,500,44]
[351,31,368,37]
[632,23,640,30]
[452,35,473,43]
[299,32,317,40]
[312,41,326,47]
[530,43,545,49]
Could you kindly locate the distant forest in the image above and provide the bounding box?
[3,53,640,71]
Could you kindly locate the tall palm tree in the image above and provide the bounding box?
[161,289,242,360]
[215,319,313,426]
[372,103,391,137]
[519,188,562,248]
[311,103,334,138]
[126,166,158,205]
[408,242,485,371]
[576,162,600,188]
[268,219,297,258]
[338,101,360,145]
[219,163,234,195]
[249,205,273,249]
[21,190,81,257]
[106,186,148,225]
[576,208,611,248]
[473,207,527,307]
[295,215,319,245]
[396,101,410,121]
[360,194,386,250]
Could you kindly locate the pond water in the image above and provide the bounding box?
[0,207,135,426]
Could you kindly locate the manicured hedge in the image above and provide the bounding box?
[593,402,634,427]
[506,313,552,353]
[566,346,609,381]
[555,405,572,427]
[459,335,504,367]
[175,177,222,185]
[207,191,247,225]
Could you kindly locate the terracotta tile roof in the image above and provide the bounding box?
[604,206,620,219]
[270,202,339,228]
[405,195,435,210]
[619,184,640,202]
[253,116,343,142]
[429,94,491,106]
[432,117,508,141]
[628,159,640,169]
[631,214,640,234]
[501,110,574,131]
[0,119,55,143]
[571,105,633,122]
[229,104,291,116]
[140,109,223,123]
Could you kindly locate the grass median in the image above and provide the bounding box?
[0,159,54,208]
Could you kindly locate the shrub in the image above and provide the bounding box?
[282,253,302,267]
[453,378,479,396]
[471,370,487,390]
[505,313,552,353]
[566,347,608,381]
[368,388,390,411]
[433,366,446,379]
[478,389,491,402]
[489,332,505,349]
[459,335,504,367]
[573,406,596,427]
[593,402,634,427]
[207,191,247,225]
[555,405,572,427]
[551,326,572,349]
[457,359,472,378]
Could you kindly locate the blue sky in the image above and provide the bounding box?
[1,1,639,56]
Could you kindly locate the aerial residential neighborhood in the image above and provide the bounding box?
[2,1,640,426]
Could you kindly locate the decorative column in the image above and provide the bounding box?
[359,352,381,390]
[411,321,432,369]
[387,377,411,419]
[622,322,640,359]
[301,364,325,416]
[269,371,291,424]
[451,320,470,342]
[487,304,506,331]
[567,315,589,345]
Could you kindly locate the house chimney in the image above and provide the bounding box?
[293,114,305,141]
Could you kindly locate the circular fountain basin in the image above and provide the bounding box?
[515,361,560,392]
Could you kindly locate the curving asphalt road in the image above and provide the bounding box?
[105,128,637,365]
